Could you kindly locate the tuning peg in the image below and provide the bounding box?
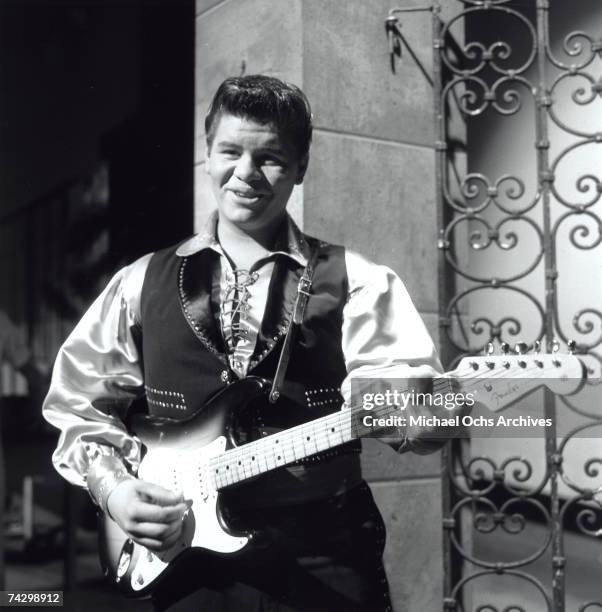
[514,342,528,355]
[498,342,511,368]
[514,342,528,368]
[533,340,541,354]
[483,343,495,368]
[552,339,560,353]
[567,339,577,354]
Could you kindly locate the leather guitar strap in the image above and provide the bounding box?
[269,243,320,403]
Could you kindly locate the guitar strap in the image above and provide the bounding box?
[268,242,320,403]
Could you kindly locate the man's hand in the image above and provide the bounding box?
[106,479,191,552]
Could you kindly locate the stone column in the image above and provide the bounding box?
[195,2,443,609]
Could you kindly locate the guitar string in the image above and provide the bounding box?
[207,358,572,488]
[208,358,569,486]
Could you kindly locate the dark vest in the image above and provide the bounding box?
[138,238,363,503]
[139,238,350,426]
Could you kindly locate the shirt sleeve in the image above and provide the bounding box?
[340,250,447,454]
[42,254,152,490]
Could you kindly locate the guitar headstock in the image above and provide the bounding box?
[453,343,586,413]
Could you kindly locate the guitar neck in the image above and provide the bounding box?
[208,373,453,490]
[208,352,584,490]
[208,400,398,491]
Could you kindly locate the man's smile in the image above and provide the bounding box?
[226,187,267,205]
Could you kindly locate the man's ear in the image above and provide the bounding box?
[295,154,309,185]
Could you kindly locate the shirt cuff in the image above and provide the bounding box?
[86,454,135,516]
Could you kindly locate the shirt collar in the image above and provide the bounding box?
[175,210,309,266]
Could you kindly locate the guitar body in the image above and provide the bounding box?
[99,376,271,597]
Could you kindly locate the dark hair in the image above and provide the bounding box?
[205,75,313,161]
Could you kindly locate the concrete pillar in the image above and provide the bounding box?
[195,2,444,609]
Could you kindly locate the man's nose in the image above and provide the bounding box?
[233,154,259,181]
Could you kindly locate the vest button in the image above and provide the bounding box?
[220,370,231,384]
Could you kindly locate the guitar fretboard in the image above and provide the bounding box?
[208,404,367,490]
[207,355,576,490]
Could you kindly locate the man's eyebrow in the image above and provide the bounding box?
[215,140,287,154]
[256,141,289,154]
[258,146,287,155]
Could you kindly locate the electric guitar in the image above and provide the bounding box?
[99,353,585,596]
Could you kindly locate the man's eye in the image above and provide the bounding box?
[220,149,239,157]
[261,156,285,166]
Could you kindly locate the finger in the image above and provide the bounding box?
[134,537,170,552]
[129,518,183,541]
[444,376,461,393]
[132,500,189,524]
[134,522,184,552]
[135,481,183,506]
[162,528,184,550]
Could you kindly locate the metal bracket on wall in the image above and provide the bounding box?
[386,7,434,83]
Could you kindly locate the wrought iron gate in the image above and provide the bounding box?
[386,1,602,610]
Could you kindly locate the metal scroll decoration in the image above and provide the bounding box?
[387,1,602,610]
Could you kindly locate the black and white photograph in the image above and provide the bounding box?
[0,1,601,610]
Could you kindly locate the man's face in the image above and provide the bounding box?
[205,114,307,236]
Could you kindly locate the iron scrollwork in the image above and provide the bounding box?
[387,0,601,609]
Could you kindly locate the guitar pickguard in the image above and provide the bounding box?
[118,436,251,593]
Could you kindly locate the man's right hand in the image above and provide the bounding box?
[106,479,191,552]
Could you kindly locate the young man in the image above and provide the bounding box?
[43,75,443,611]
